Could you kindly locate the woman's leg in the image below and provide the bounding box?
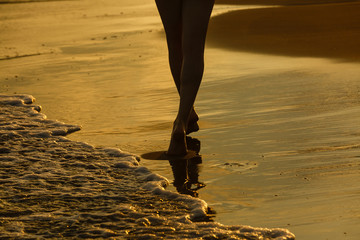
[155,0,182,92]
[167,0,214,155]
[155,0,200,135]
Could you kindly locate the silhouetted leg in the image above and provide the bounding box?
[155,0,200,135]
[155,0,182,91]
[168,0,214,155]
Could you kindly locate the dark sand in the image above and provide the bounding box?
[208,1,360,62]
[215,0,359,6]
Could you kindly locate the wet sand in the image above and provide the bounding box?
[215,0,358,5]
[0,95,295,239]
[209,1,360,61]
[203,2,360,238]
[1,0,360,239]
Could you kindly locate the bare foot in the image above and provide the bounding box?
[186,109,200,135]
[167,121,187,156]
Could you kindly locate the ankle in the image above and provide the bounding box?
[172,120,186,139]
[173,118,187,130]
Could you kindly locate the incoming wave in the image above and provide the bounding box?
[0,94,295,239]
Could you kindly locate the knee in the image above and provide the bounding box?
[183,49,204,67]
[182,40,205,62]
[166,32,182,55]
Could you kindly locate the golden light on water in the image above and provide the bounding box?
[1,0,360,239]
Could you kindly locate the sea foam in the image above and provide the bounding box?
[0,94,295,239]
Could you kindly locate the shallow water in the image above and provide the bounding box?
[1,95,295,239]
[1,1,360,239]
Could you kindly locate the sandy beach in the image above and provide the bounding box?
[0,94,294,239]
[209,1,360,61]
[1,0,360,239]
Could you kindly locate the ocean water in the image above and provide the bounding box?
[1,0,360,239]
[0,94,295,238]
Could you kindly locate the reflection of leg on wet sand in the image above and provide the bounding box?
[169,156,204,197]
[140,137,206,197]
[169,137,205,197]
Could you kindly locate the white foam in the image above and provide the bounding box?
[0,94,35,105]
[0,94,295,239]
